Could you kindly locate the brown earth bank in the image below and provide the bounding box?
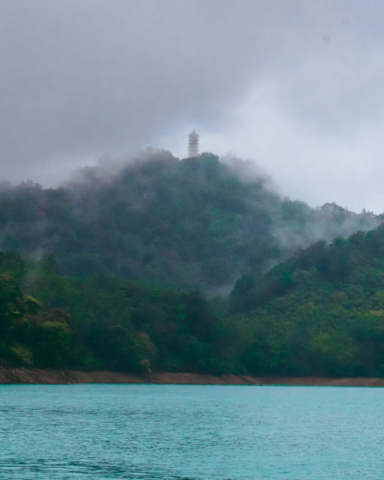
[1,367,384,386]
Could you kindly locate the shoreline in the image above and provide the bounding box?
[1,367,384,386]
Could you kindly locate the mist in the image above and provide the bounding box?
[1,1,384,211]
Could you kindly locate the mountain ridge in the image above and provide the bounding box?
[0,150,379,293]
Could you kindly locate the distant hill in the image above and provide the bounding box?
[0,150,380,292]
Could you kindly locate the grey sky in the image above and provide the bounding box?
[1,0,384,211]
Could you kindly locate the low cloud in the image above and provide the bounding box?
[0,1,384,211]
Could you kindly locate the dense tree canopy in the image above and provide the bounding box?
[0,252,232,373]
[0,151,383,376]
[0,151,379,292]
[2,224,384,376]
[230,226,384,376]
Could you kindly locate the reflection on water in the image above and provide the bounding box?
[0,384,383,479]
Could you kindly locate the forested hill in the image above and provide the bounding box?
[228,226,384,376]
[4,225,384,375]
[0,150,380,292]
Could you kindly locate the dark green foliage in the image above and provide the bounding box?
[0,151,382,376]
[0,253,229,373]
[0,263,73,368]
[229,225,384,376]
[0,152,379,292]
[3,222,384,377]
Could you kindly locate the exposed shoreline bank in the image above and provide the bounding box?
[1,367,384,386]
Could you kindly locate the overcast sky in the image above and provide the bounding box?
[1,0,384,212]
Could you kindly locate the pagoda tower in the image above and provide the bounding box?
[188,130,199,157]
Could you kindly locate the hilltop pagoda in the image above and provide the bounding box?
[188,130,199,157]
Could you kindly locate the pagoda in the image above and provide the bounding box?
[188,130,199,157]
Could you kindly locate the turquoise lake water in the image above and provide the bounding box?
[0,384,383,479]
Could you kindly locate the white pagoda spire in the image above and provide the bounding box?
[188,130,199,157]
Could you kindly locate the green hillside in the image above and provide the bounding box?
[3,225,384,376]
[230,226,384,376]
[0,252,233,373]
[0,151,384,376]
[0,151,379,292]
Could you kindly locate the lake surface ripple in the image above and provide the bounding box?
[0,384,383,479]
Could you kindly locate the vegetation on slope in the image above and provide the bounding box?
[0,150,379,292]
[0,151,383,376]
[3,225,384,377]
[230,226,384,376]
[0,252,232,373]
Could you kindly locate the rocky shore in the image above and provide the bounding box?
[1,367,384,386]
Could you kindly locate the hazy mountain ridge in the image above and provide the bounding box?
[0,151,383,374]
[0,151,380,292]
